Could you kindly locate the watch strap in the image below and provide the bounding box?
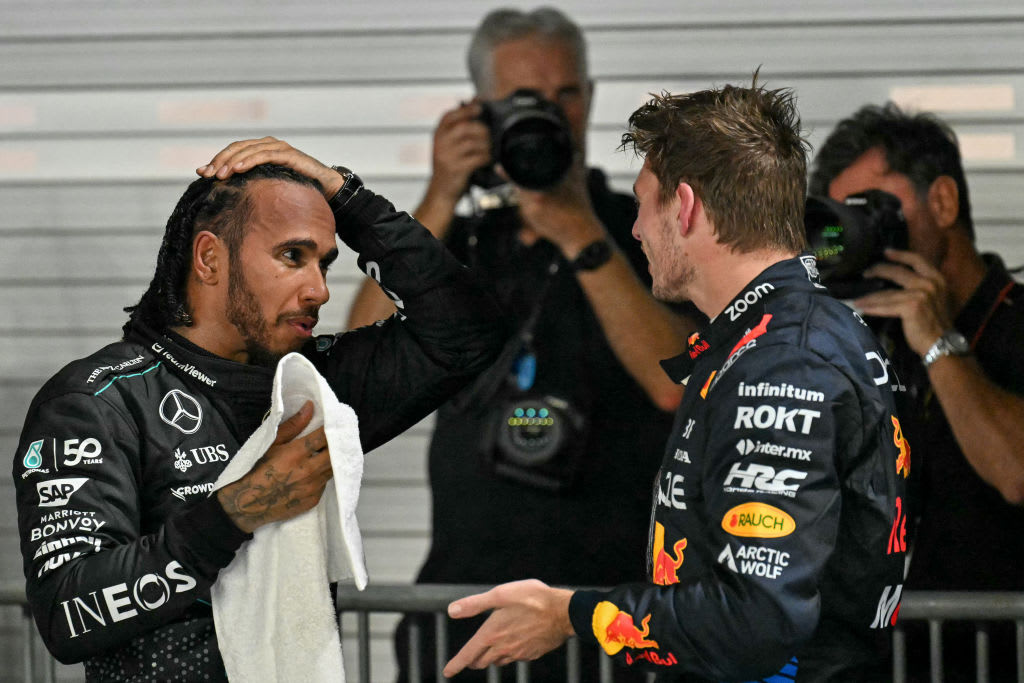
[922,330,969,367]
[570,239,612,272]
[329,166,363,210]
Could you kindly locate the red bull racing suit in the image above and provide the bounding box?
[569,256,909,681]
[12,185,506,681]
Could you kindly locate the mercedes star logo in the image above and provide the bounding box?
[159,390,203,434]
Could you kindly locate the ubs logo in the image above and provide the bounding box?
[159,390,202,434]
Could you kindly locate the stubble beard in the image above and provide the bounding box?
[226,263,281,368]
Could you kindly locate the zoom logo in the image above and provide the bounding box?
[159,390,202,434]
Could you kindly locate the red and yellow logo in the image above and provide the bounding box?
[700,371,716,399]
[721,502,795,538]
[593,602,659,655]
[892,415,910,478]
[651,522,687,586]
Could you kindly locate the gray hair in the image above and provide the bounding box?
[467,7,589,96]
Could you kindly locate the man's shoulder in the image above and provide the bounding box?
[34,338,158,404]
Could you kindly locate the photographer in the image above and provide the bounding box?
[346,7,692,681]
[810,103,1024,680]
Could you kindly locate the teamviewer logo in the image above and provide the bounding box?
[159,390,202,434]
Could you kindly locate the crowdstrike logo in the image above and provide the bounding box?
[159,390,202,434]
[170,482,215,502]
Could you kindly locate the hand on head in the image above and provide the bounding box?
[197,137,347,199]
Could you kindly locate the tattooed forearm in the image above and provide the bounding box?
[218,465,303,533]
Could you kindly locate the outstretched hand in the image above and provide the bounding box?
[217,401,333,534]
[196,136,345,198]
[443,579,575,678]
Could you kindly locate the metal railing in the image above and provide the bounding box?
[3,582,1024,682]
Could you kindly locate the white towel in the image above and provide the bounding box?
[211,352,367,683]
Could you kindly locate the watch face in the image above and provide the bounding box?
[945,331,969,354]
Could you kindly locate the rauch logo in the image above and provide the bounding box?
[721,502,795,538]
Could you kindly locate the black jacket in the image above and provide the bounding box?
[13,186,506,680]
[569,256,908,682]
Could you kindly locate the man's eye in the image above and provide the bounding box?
[282,249,300,263]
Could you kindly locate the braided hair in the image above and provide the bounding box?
[122,164,322,337]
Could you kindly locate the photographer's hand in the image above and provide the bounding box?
[416,102,492,235]
[516,157,605,254]
[855,248,954,356]
[196,137,346,198]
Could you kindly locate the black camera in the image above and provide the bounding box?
[481,394,587,492]
[475,88,574,191]
[804,189,909,299]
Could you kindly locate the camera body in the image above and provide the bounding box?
[481,394,587,492]
[804,189,909,299]
[476,88,574,191]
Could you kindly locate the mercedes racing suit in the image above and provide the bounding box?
[569,256,909,682]
[13,185,506,681]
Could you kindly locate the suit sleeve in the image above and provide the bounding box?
[569,345,850,680]
[13,390,250,663]
[305,187,508,453]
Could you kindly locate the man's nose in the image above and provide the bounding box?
[303,268,330,306]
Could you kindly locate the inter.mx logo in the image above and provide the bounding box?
[37,478,89,508]
[736,438,811,461]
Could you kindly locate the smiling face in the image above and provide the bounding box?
[632,160,693,302]
[223,179,338,366]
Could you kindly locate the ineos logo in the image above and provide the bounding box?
[159,390,202,434]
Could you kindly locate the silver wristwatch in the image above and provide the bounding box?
[922,330,969,367]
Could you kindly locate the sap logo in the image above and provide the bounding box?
[721,502,796,538]
[673,449,690,463]
[871,584,902,629]
[681,419,695,440]
[30,513,106,541]
[724,282,775,321]
[37,478,89,508]
[736,438,811,461]
[888,496,907,555]
[170,482,214,502]
[59,561,197,638]
[865,351,907,393]
[735,405,821,434]
[62,438,103,467]
[718,543,790,580]
[657,472,686,510]
[364,260,406,320]
[723,463,807,497]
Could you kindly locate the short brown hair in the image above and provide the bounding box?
[622,79,809,254]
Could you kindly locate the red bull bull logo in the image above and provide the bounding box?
[593,602,659,655]
[651,522,687,586]
[892,415,910,478]
[721,502,795,538]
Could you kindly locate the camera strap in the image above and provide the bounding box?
[450,256,561,412]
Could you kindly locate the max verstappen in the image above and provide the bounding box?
[12,139,505,681]
[441,85,909,681]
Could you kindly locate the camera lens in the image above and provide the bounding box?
[480,89,574,191]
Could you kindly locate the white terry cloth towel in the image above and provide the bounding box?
[211,352,367,683]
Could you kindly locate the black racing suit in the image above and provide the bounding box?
[569,256,909,682]
[12,186,506,681]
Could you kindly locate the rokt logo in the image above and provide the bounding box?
[721,502,796,538]
[159,390,202,434]
[734,405,821,434]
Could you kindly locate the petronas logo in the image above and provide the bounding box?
[23,440,44,469]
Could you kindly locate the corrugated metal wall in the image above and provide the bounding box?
[2,1,1021,680]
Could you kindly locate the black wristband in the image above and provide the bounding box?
[329,166,363,211]
[570,239,612,272]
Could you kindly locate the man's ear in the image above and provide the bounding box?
[192,231,223,285]
[927,175,960,231]
[675,182,698,236]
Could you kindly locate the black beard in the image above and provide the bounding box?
[226,260,281,368]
